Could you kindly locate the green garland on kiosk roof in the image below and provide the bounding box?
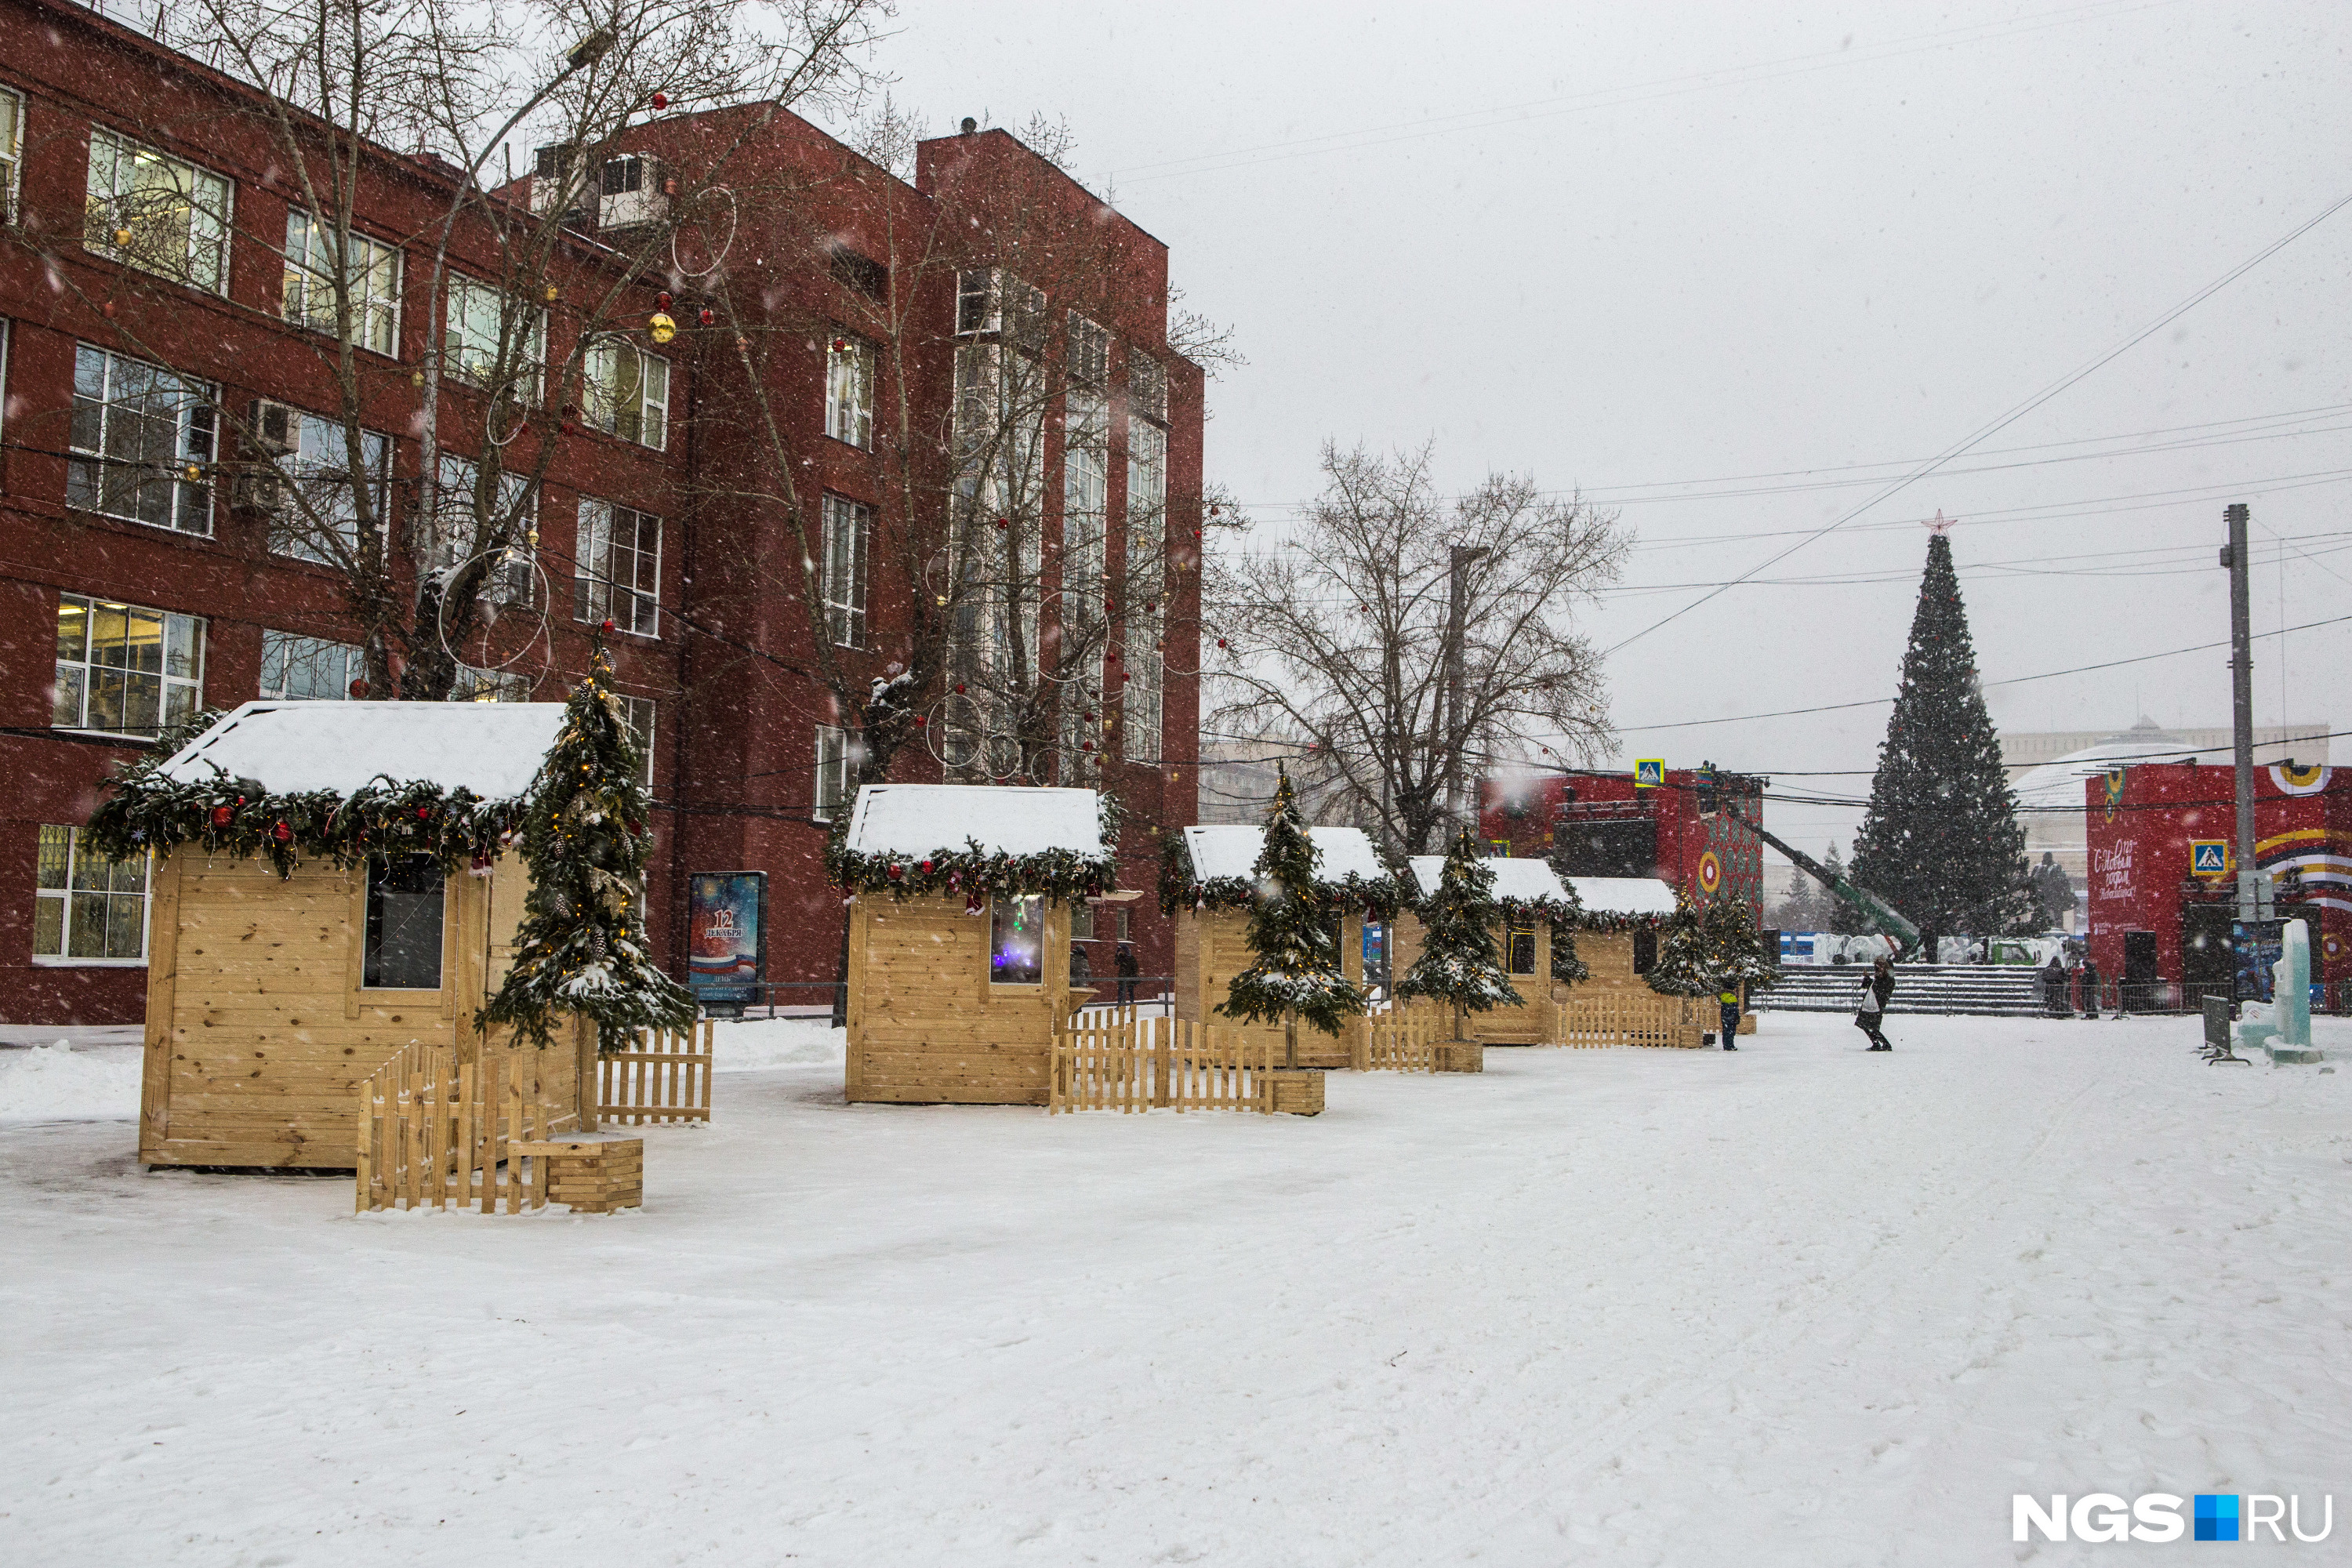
[81,708,526,878]
[824,789,1125,904]
[1156,826,1412,920]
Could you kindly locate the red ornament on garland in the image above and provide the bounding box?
[271,821,292,844]
[887,863,903,880]
[209,805,232,829]
[416,806,431,820]
[918,859,933,875]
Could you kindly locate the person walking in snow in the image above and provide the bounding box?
[1717,986,1742,1051]
[1113,940,1139,1006]
[2042,954,2071,1017]
[1856,956,1894,1051]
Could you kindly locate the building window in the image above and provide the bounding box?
[0,88,21,223]
[450,663,531,703]
[34,825,151,964]
[260,630,364,700]
[442,274,545,400]
[1123,419,1168,759]
[1506,924,1538,976]
[989,895,1044,985]
[281,210,401,357]
[1069,314,1109,387]
[1071,902,1096,942]
[582,338,669,449]
[829,245,886,299]
[69,343,216,535]
[427,453,534,602]
[955,267,1043,345]
[363,853,445,989]
[825,333,873,448]
[252,405,391,566]
[955,268,998,335]
[820,495,868,648]
[1129,354,1167,425]
[83,128,231,292]
[53,593,205,736]
[619,694,656,789]
[814,724,852,822]
[572,499,661,637]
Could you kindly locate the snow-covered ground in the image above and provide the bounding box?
[3,1012,2348,1566]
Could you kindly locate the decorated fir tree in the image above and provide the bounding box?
[1219,765,1368,1066]
[1397,827,1520,1040]
[1702,897,1775,991]
[1542,841,1590,983]
[1645,896,1716,997]
[478,641,699,1051]
[1851,534,2030,946]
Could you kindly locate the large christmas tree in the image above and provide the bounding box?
[1220,766,1367,1066]
[1397,827,1519,1040]
[478,641,699,1050]
[1850,533,2029,947]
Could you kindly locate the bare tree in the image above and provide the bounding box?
[1209,441,1628,858]
[30,0,883,700]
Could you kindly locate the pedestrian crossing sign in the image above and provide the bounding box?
[2190,840,2229,877]
[1635,758,1664,789]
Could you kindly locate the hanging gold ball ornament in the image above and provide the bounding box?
[113,227,132,247]
[648,311,678,344]
[545,283,561,303]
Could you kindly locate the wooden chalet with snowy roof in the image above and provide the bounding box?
[832,785,1124,1105]
[103,701,592,1168]
[1160,824,1403,1069]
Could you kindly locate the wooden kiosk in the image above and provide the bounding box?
[1393,856,1581,1046]
[127,702,593,1169]
[1554,876,1708,1047]
[1162,824,1400,1069]
[837,784,1119,1105]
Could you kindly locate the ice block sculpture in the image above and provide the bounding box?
[2234,919,2321,1063]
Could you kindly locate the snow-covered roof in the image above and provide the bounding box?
[158,701,567,800]
[1182,825,1385,884]
[1405,855,1567,903]
[1567,877,1680,916]
[2012,730,2206,813]
[845,785,1107,858]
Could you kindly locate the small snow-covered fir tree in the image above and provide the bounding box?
[1646,897,1716,996]
[1851,533,2030,945]
[1653,895,1777,997]
[1543,839,1590,982]
[1398,827,1520,1040]
[1220,765,1368,1066]
[1817,844,1867,935]
[478,641,699,1051]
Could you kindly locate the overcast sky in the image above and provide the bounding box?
[859,0,2351,860]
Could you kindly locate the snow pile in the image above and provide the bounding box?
[0,1041,140,1123]
[709,1016,846,1071]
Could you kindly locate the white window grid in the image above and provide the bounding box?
[263,409,390,567]
[1129,353,1167,426]
[619,694,656,789]
[83,127,232,293]
[34,825,151,966]
[260,630,365,700]
[1069,314,1109,387]
[449,663,531,702]
[429,452,535,604]
[573,498,661,637]
[955,268,998,335]
[442,274,545,401]
[1123,420,1169,759]
[814,723,853,822]
[820,494,868,648]
[583,338,669,449]
[53,592,205,736]
[0,89,21,224]
[825,332,873,449]
[69,343,216,535]
[281,209,401,358]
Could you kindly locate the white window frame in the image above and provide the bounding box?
[824,332,873,449]
[620,694,656,789]
[428,452,535,604]
[260,408,392,567]
[53,592,205,737]
[442,274,545,401]
[1123,419,1168,759]
[955,268,999,336]
[84,127,232,293]
[260,630,365,700]
[69,342,216,535]
[820,494,869,649]
[814,723,853,822]
[0,88,22,225]
[34,824,151,967]
[583,337,669,450]
[573,497,662,637]
[1129,354,1167,425]
[1069,314,1109,388]
[450,663,531,703]
[281,209,402,358]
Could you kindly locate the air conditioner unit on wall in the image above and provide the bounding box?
[235,398,296,514]
[597,154,669,232]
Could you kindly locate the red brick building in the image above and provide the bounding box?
[0,0,1203,1024]
[1479,768,1766,917]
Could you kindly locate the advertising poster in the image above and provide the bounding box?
[2230,919,2282,1004]
[688,871,766,1005]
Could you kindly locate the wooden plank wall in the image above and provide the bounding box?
[140,851,578,1169]
[1178,910,1363,1069]
[846,894,1071,1105]
[1386,913,1556,1045]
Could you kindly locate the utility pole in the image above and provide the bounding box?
[2220,503,2270,921]
[1443,544,1488,835]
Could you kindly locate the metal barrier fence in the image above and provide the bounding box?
[2050,978,2350,1018]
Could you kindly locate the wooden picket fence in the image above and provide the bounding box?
[1356,1002,1445,1072]
[1551,992,1709,1049]
[597,1021,715,1126]
[356,1044,557,1214]
[1049,1011,1277,1113]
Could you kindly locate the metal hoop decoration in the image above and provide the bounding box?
[485,384,531,448]
[670,186,739,279]
[433,543,557,690]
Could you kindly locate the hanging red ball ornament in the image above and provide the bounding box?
[1216,638,1229,649]
[348,678,369,699]
[887,863,903,880]
[913,714,927,727]
[271,821,292,844]
[918,859,934,875]
[993,517,1009,530]
[651,91,670,110]
[656,291,673,309]
[601,619,616,633]
[953,684,967,695]
[699,308,715,327]
[209,805,232,829]
[416,806,431,820]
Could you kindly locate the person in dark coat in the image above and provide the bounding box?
[2078,956,2101,1020]
[1113,941,1139,1006]
[1069,942,1092,989]
[1856,956,1894,1051]
[2042,954,2071,1017]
